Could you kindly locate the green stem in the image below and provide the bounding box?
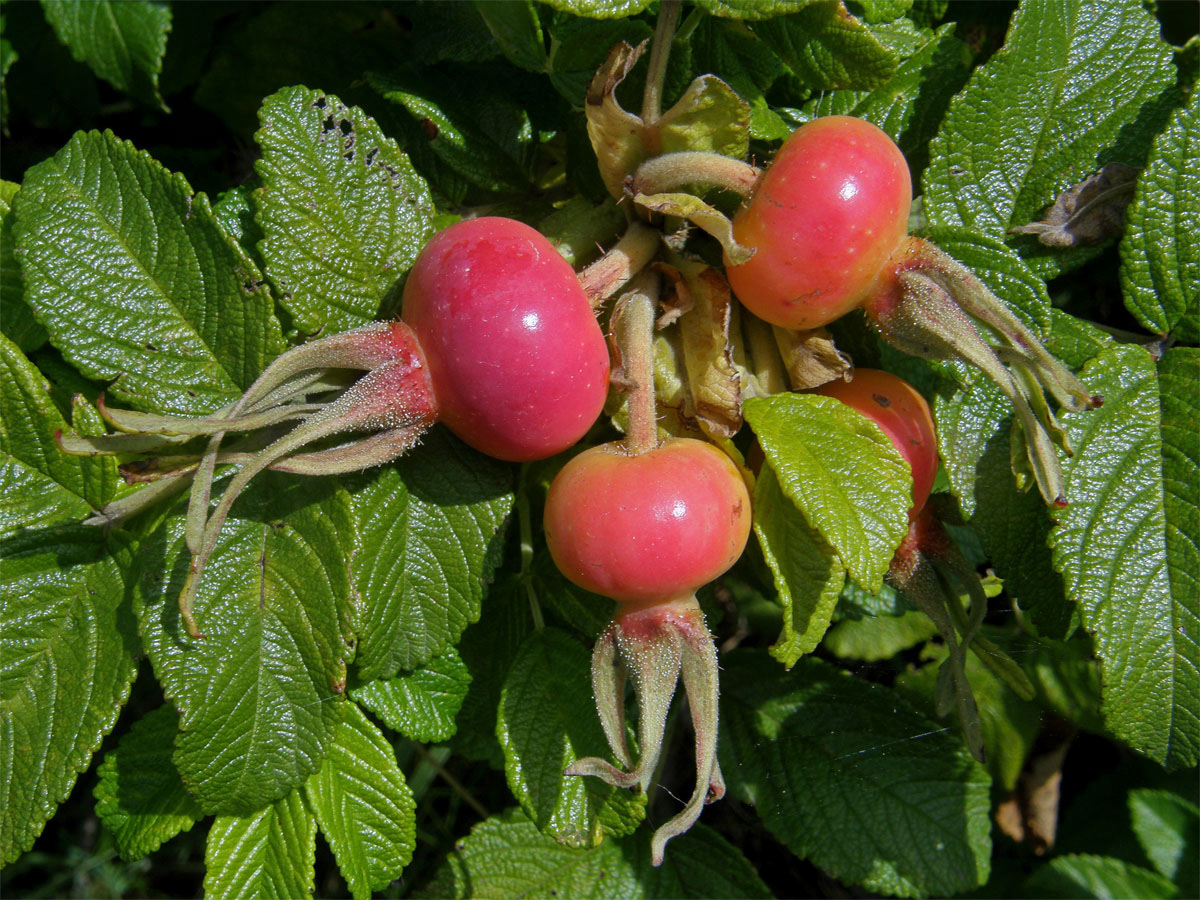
[641,0,681,126]
[516,466,545,631]
[632,151,760,199]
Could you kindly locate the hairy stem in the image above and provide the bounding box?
[641,0,681,127]
[632,151,760,199]
[578,222,660,308]
[613,275,662,456]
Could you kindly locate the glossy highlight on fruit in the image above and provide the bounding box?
[543,438,751,608]
[814,369,938,516]
[725,116,912,330]
[402,216,610,461]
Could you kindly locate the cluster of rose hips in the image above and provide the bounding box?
[66,112,1092,863]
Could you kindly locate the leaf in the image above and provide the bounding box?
[895,638,1041,793]
[536,0,654,19]
[350,647,471,743]
[0,525,137,865]
[369,68,539,195]
[656,74,751,160]
[547,16,653,107]
[136,473,355,814]
[304,703,416,900]
[39,0,171,110]
[1159,348,1200,666]
[750,2,899,92]
[1120,89,1199,341]
[0,181,46,353]
[1129,788,1199,895]
[203,789,316,900]
[0,333,115,537]
[754,468,845,667]
[1024,854,1178,900]
[452,572,536,768]
[475,0,548,73]
[721,651,992,897]
[12,130,284,415]
[823,608,938,662]
[1010,162,1140,248]
[1049,345,1199,769]
[698,0,826,20]
[933,379,1072,637]
[254,86,435,336]
[790,22,970,171]
[419,808,771,898]
[1023,638,1106,735]
[635,192,753,265]
[922,0,1178,280]
[347,429,513,679]
[744,393,912,591]
[93,705,202,860]
[497,628,645,848]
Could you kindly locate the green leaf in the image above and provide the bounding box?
[1024,638,1106,735]
[1025,854,1178,900]
[350,648,471,743]
[1129,788,1199,895]
[453,572,537,768]
[93,705,202,861]
[895,638,1041,792]
[750,2,899,92]
[420,808,771,898]
[0,181,46,353]
[136,473,355,814]
[536,0,653,19]
[304,703,416,900]
[1160,348,1200,662]
[546,16,653,107]
[12,130,284,415]
[922,0,1178,280]
[1049,345,1199,769]
[933,379,1072,637]
[0,15,16,127]
[476,1,548,73]
[721,651,992,897]
[369,69,539,194]
[790,22,970,170]
[753,467,845,666]
[348,429,513,679]
[497,628,645,848]
[254,86,435,336]
[0,333,115,537]
[39,0,170,110]
[691,18,790,142]
[744,393,912,592]
[1120,89,1199,341]
[203,789,316,900]
[824,608,938,662]
[698,0,825,20]
[1,525,137,865]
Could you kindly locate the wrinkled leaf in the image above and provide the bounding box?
[12,130,283,415]
[419,808,771,898]
[254,86,435,336]
[745,393,912,591]
[1,525,137,865]
[722,651,992,897]
[350,648,471,743]
[0,181,46,353]
[923,0,1177,279]
[497,628,645,848]
[93,705,202,861]
[1049,345,1199,769]
[754,468,845,667]
[1120,89,1199,341]
[203,789,316,899]
[39,0,170,110]
[304,703,416,900]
